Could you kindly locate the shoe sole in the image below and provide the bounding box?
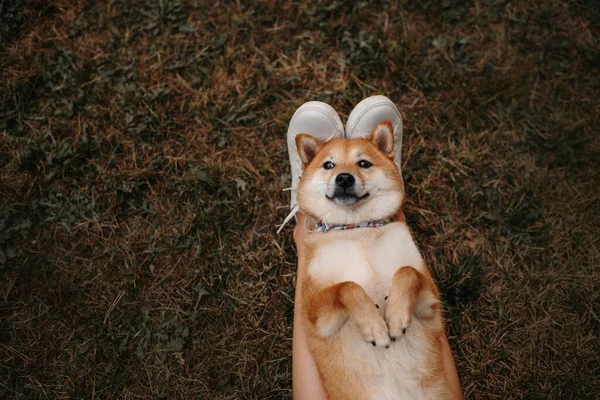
[288,101,345,140]
[345,95,402,139]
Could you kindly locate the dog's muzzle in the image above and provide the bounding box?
[329,173,369,206]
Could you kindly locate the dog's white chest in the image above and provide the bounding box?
[307,222,425,297]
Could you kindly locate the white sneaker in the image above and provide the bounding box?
[279,101,344,233]
[345,95,403,171]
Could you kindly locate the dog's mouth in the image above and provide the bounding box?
[326,192,370,206]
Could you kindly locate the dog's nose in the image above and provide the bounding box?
[335,173,355,189]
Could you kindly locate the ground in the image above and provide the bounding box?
[0,0,599,399]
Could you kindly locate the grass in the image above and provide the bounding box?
[1,0,599,398]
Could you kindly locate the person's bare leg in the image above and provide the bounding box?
[441,333,463,399]
[292,213,328,400]
[292,212,462,399]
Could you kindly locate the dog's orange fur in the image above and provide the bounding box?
[296,122,451,399]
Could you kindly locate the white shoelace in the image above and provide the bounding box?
[277,203,299,234]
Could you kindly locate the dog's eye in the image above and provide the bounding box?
[358,160,372,169]
[323,161,335,170]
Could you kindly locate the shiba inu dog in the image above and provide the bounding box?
[296,121,451,399]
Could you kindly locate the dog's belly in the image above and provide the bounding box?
[307,222,433,399]
[334,320,433,399]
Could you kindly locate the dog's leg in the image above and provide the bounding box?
[385,266,440,340]
[306,281,390,347]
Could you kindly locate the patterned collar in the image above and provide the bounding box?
[314,219,392,233]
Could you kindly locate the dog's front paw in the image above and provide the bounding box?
[385,293,413,341]
[354,309,391,348]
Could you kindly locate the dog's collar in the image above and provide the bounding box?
[313,219,392,233]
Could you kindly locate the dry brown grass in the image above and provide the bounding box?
[1,0,599,398]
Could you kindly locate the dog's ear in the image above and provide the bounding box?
[368,121,394,159]
[296,134,324,165]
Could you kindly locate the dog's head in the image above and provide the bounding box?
[296,121,404,224]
